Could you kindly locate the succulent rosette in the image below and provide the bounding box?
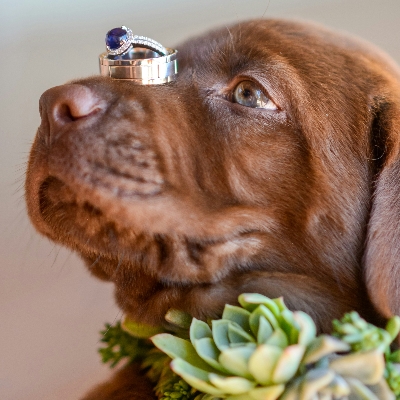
[281,349,393,400]
[152,294,314,399]
[281,309,400,400]
[152,294,400,400]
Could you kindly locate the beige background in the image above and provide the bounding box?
[1,1,400,399]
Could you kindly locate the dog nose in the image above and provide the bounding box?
[39,84,102,143]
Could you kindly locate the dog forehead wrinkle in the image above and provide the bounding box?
[180,21,314,84]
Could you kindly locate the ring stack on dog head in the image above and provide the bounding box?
[99,25,178,84]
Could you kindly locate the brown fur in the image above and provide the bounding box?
[25,20,400,398]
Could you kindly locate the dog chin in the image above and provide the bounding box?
[32,174,277,328]
[35,174,266,286]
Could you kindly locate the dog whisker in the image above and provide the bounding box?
[57,250,74,276]
[88,254,101,269]
[261,0,271,19]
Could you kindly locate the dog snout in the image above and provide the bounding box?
[39,84,103,144]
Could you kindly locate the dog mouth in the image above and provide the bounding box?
[37,175,266,285]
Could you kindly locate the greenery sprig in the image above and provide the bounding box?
[98,321,150,367]
[99,295,400,400]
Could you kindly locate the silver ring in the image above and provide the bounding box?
[100,26,178,84]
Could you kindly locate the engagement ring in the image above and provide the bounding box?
[99,25,178,84]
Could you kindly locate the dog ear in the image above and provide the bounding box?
[364,93,400,321]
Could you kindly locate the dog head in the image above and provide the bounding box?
[25,20,400,332]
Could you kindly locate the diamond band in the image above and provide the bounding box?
[131,35,168,56]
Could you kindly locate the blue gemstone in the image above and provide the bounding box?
[105,27,128,50]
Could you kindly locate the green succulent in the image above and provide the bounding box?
[281,349,394,400]
[100,294,400,400]
[385,361,400,398]
[332,311,400,398]
[141,347,196,400]
[152,294,317,399]
[385,342,400,396]
[152,294,400,400]
[332,311,399,353]
[160,379,192,400]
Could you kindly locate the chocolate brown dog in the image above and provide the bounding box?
[25,19,400,398]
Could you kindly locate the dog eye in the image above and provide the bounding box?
[232,80,277,110]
